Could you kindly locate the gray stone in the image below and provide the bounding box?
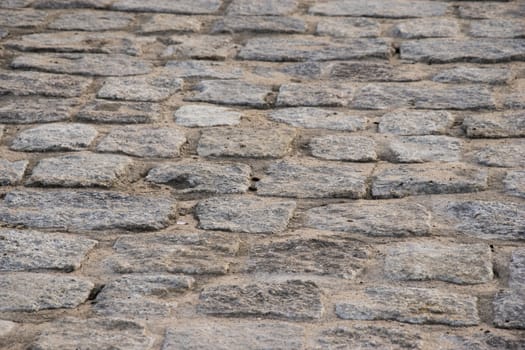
[77,100,161,124]
[372,163,488,198]
[437,332,525,350]
[198,280,323,320]
[304,200,431,237]
[197,127,295,158]
[48,10,135,31]
[310,135,377,161]
[391,18,459,39]
[269,107,367,131]
[387,136,462,163]
[280,62,322,80]
[0,0,32,7]
[470,19,525,39]
[276,83,352,107]
[256,159,373,198]
[97,75,183,102]
[0,229,97,272]
[112,0,221,14]
[0,98,78,124]
[400,39,525,63]
[0,159,27,185]
[504,80,525,109]
[473,141,525,167]
[0,70,92,97]
[165,60,243,79]
[97,126,186,158]
[163,35,236,60]
[33,0,112,8]
[11,123,98,152]
[212,16,306,34]
[0,320,15,338]
[0,190,175,231]
[227,0,296,15]
[459,2,525,19]
[433,67,514,85]
[464,112,525,138]
[139,14,202,33]
[309,0,448,18]
[0,28,7,39]
[493,289,525,329]
[186,80,272,108]
[196,196,296,234]
[323,61,425,82]
[0,9,47,27]
[336,287,479,326]
[510,249,525,289]
[505,171,525,199]
[385,242,493,284]
[174,105,241,127]
[0,273,93,312]
[316,18,380,37]
[379,110,453,135]
[28,153,133,188]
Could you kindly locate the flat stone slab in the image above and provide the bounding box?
[493,289,525,329]
[48,10,135,31]
[174,105,242,127]
[0,273,93,312]
[276,83,352,107]
[391,18,459,39]
[0,8,48,27]
[469,19,525,39]
[111,0,222,14]
[77,100,160,124]
[505,170,525,199]
[97,75,183,102]
[459,2,525,19]
[269,107,367,131]
[473,141,525,167]
[227,0,297,15]
[198,280,323,320]
[387,135,463,163]
[139,14,202,33]
[186,80,273,108]
[433,67,514,85]
[0,190,175,231]
[379,110,454,135]
[322,61,424,82]
[304,200,431,237]
[33,0,112,8]
[310,135,377,162]
[163,35,236,60]
[11,123,98,152]
[316,18,380,37]
[463,112,525,138]
[309,0,448,18]
[0,98,79,124]
[335,286,480,326]
[509,249,525,289]
[0,70,92,97]
[165,60,243,79]
[0,159,28,186]
[212,16,306,34]
[0,229,97,272]
[196,196,296,234]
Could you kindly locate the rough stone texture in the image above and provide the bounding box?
[379,110,453,135]
[0,28,7,39]
[335,287,480,326]
[433,67,514,85]
[0,320,15,338]
[0,70,92,97]
[97,75,183,102]
[165,60,243,80]
[392,18,459,39]
[503,80,525,109]
[310,135,377,161]
[0,159,28,185]
[196,196,296,234]
[0,9,47,27]
[0,0,33,8]
[212,16,306,34]
[323,61,424,82]
[112,0,222,14]
[33,0,112,8]
[463,112,525,138]
[163,35,236,60]
[473,141,525,168]
[0,98,78,124]
[510,249,525,289]
[276,83,352,107]
[387,136,463,163]
[48,10,135,31]
[269,107,367,131]
[504,171,525,199]
[11,123,98,152]
[470,19,525,39]
[437,332,525,350]
[316,18,380,38]
[493,289,525,329]
[174,105,241,127]
[77,100,161,124]
[198,280,323,320]
[227,0,297,16]
[139,14,202,33]
[310,0,447,18]
[459,2,525,19]
[186,80,272,108]
[0,229,97,272]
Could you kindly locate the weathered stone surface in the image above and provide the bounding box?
[505,171,525,199]
[174,105,241,127]
[335,287,480,326]
[33,0,112,8]
[269,107,367,131]
[139,14,202,33]
[316,18,380,37]
[310,135,377,161]
[186,80,272,108]
[473,141,525,167]
[493,289,525,329]
[463,112,525,138]
[510,249,525,289]
[304,200,431,237]
[0,98,78,124]
[379,110,453,135]
[372,163,488,198]
[0,0,32,8]
[470,19,525,39]
[391,18,459,39]
[48,10,135,31]
[97,126,186,158]
[112,0,221,14]
[0,190,175,231]
[0,320,15,338]
[385,242,493,284]
[459,2,525,19]
[0,9,47,27]
[276,83,352,107]
[0,273,93,312]
[163,35,236,60]
[433,67,514,85]
[504,80,525,109]
[227,0,297,15]
[212,16,306,34]
[97,75,183,102]
[322,61,424,82]
[437,332,525,350]
[198,280,322,320]
[309,0,448,18]
[165,60,243,79]
[0,28,7,39]
[400,39,525,63]
[77,100,160,124]
[387,136,462,163]
[0,159,27,185]
[280,62,322,79]
[11,123,98,152]
[146,160,251,194]
[0,70,92,97]
[0,229,97,272]
[196,196,296,234]
[256,159,373,198]
[197,127,295,158]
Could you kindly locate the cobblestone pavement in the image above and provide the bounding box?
[0,0,524,349]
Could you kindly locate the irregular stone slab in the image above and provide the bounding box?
[459,2,525,19]
[165,60,243,79]
[174,104,241,127]
[0,159,27,186]
[112,0,221,14]
[0,320,15,338]
[0,190,175,231]
[463,112,525,138]
[470,19,525,39]
[11,123,98,152]
[0,9,47,27]
[196,196,296,234]
[197,127,295,158]
[372,163,488,198]
[473,141,525,167]
[323,61,424,82]
[276,83,352,107]
[335,287,480,326]
[391,18,459,39]
[212,16,306,34]
[107,231,240,275]
[504,171,525,199]
[433,67,514,85]
[0,98,78,124]
[0,273,93,312]
[227,0,297,15]
[316,18,380,37]
[97,75,183,102]
[387,135,462,163]
[97,126,186,158]
[256,159,373,198]
[28,153,133,188]
[379,110,453,135]
[304,200,431,237]
[0,229,97,272]
[310,135,377,161]
[493,289,525,329]
[186,80,272,108]
[139,14,202,33]
[269,107,367,131]
[0,70,92,97]
[309,0,448,18]
[509,249,525,289]
[400,39,525,63]
[77,100,160,124]
[48,10,135,31]
[198,280,322,320]
[239,36,391,62]
[385,242,493,284]
[33,0,112,8]
[163,35,236,60]
[12,53,153,76]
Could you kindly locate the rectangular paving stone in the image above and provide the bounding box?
[433,67,514,85]
[0,159,28,186]
[163,35,236,60]
[0,8,47,27]
[97,75,183,102]
[0,70,92,97]
[322,61,425,82]
[472,140,525,168]
[269,107,367,131]
[509,249,525,289]
[165,60,243,79]
[174,105,241,127]
[310,0,447,18]
[276,83,352,107]
[48,10,135,31]
[227,0,297,16]
[391,18,459,39]
[139,14,202,33]
[316,18,380,38]
[11,123,98,152]
[379,110,453,135]
[310,135,377,162]
[33,0,112,8]
[335,286,480,326]
[459,2,525,19]
[112,0,222,14]
[186,80,273,108]
[463,112,525,138]
[387,135,463,163]
[212,16,306,34]
[469,19,525,39]
[77,100,161,124]
[493,289,525,329]
[0,98,78,124]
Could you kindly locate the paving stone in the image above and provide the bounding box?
[33,0,112,8]
[459,2,525,19]
[0,0,32,7]
[11,123,98,152]
[196,196,296,234]
[212,16,306,34]
[387,135,462,163]
[174,105,241,127]
[146,160,251,194]
[505,171,525,199]
[437,332,525,350]
[139,14,202,33]
[0,190,175,231]
[165,60,243,79]
[310,135,377,161]
[187,80,272,108]
[400,39,525,63]
[316,17,380,38]
[256,159,373,198]
[276,83,352,107]
[473,141,525,167]
[309,0,448,18]
[504,80,525,109]
[322,61,424,82]
[304,200,431,237]
[493,289,525,329]
[112,0,221,14]
[198,280,322,320]
[97,75,183,102]
[239,36,392,61]
[163,35,236,60]
[48,10,135,31]
[269,107,367,131]
[0,98,78,124]
[0,8,47,27]
[433,67,514,85]
[0,70,92,97]
[0,159,26,186]
[280,62,323,80]
[379,110,453,135]
[0,229,97,272]
[0,320,15,338]
[97,126,186,158]
[463,112,525,138]
[77,100,160,124]
[0,273,93,312]
[11,53,153,76]
[470,19,525,39]
[509,249,525,289]
[391,18,459,39]
[197,127,295,158]
[372,163,488,198]
[385,242,493,284]
[227,0,297,15]
[108,231,240,275]
[335,286,480,326]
